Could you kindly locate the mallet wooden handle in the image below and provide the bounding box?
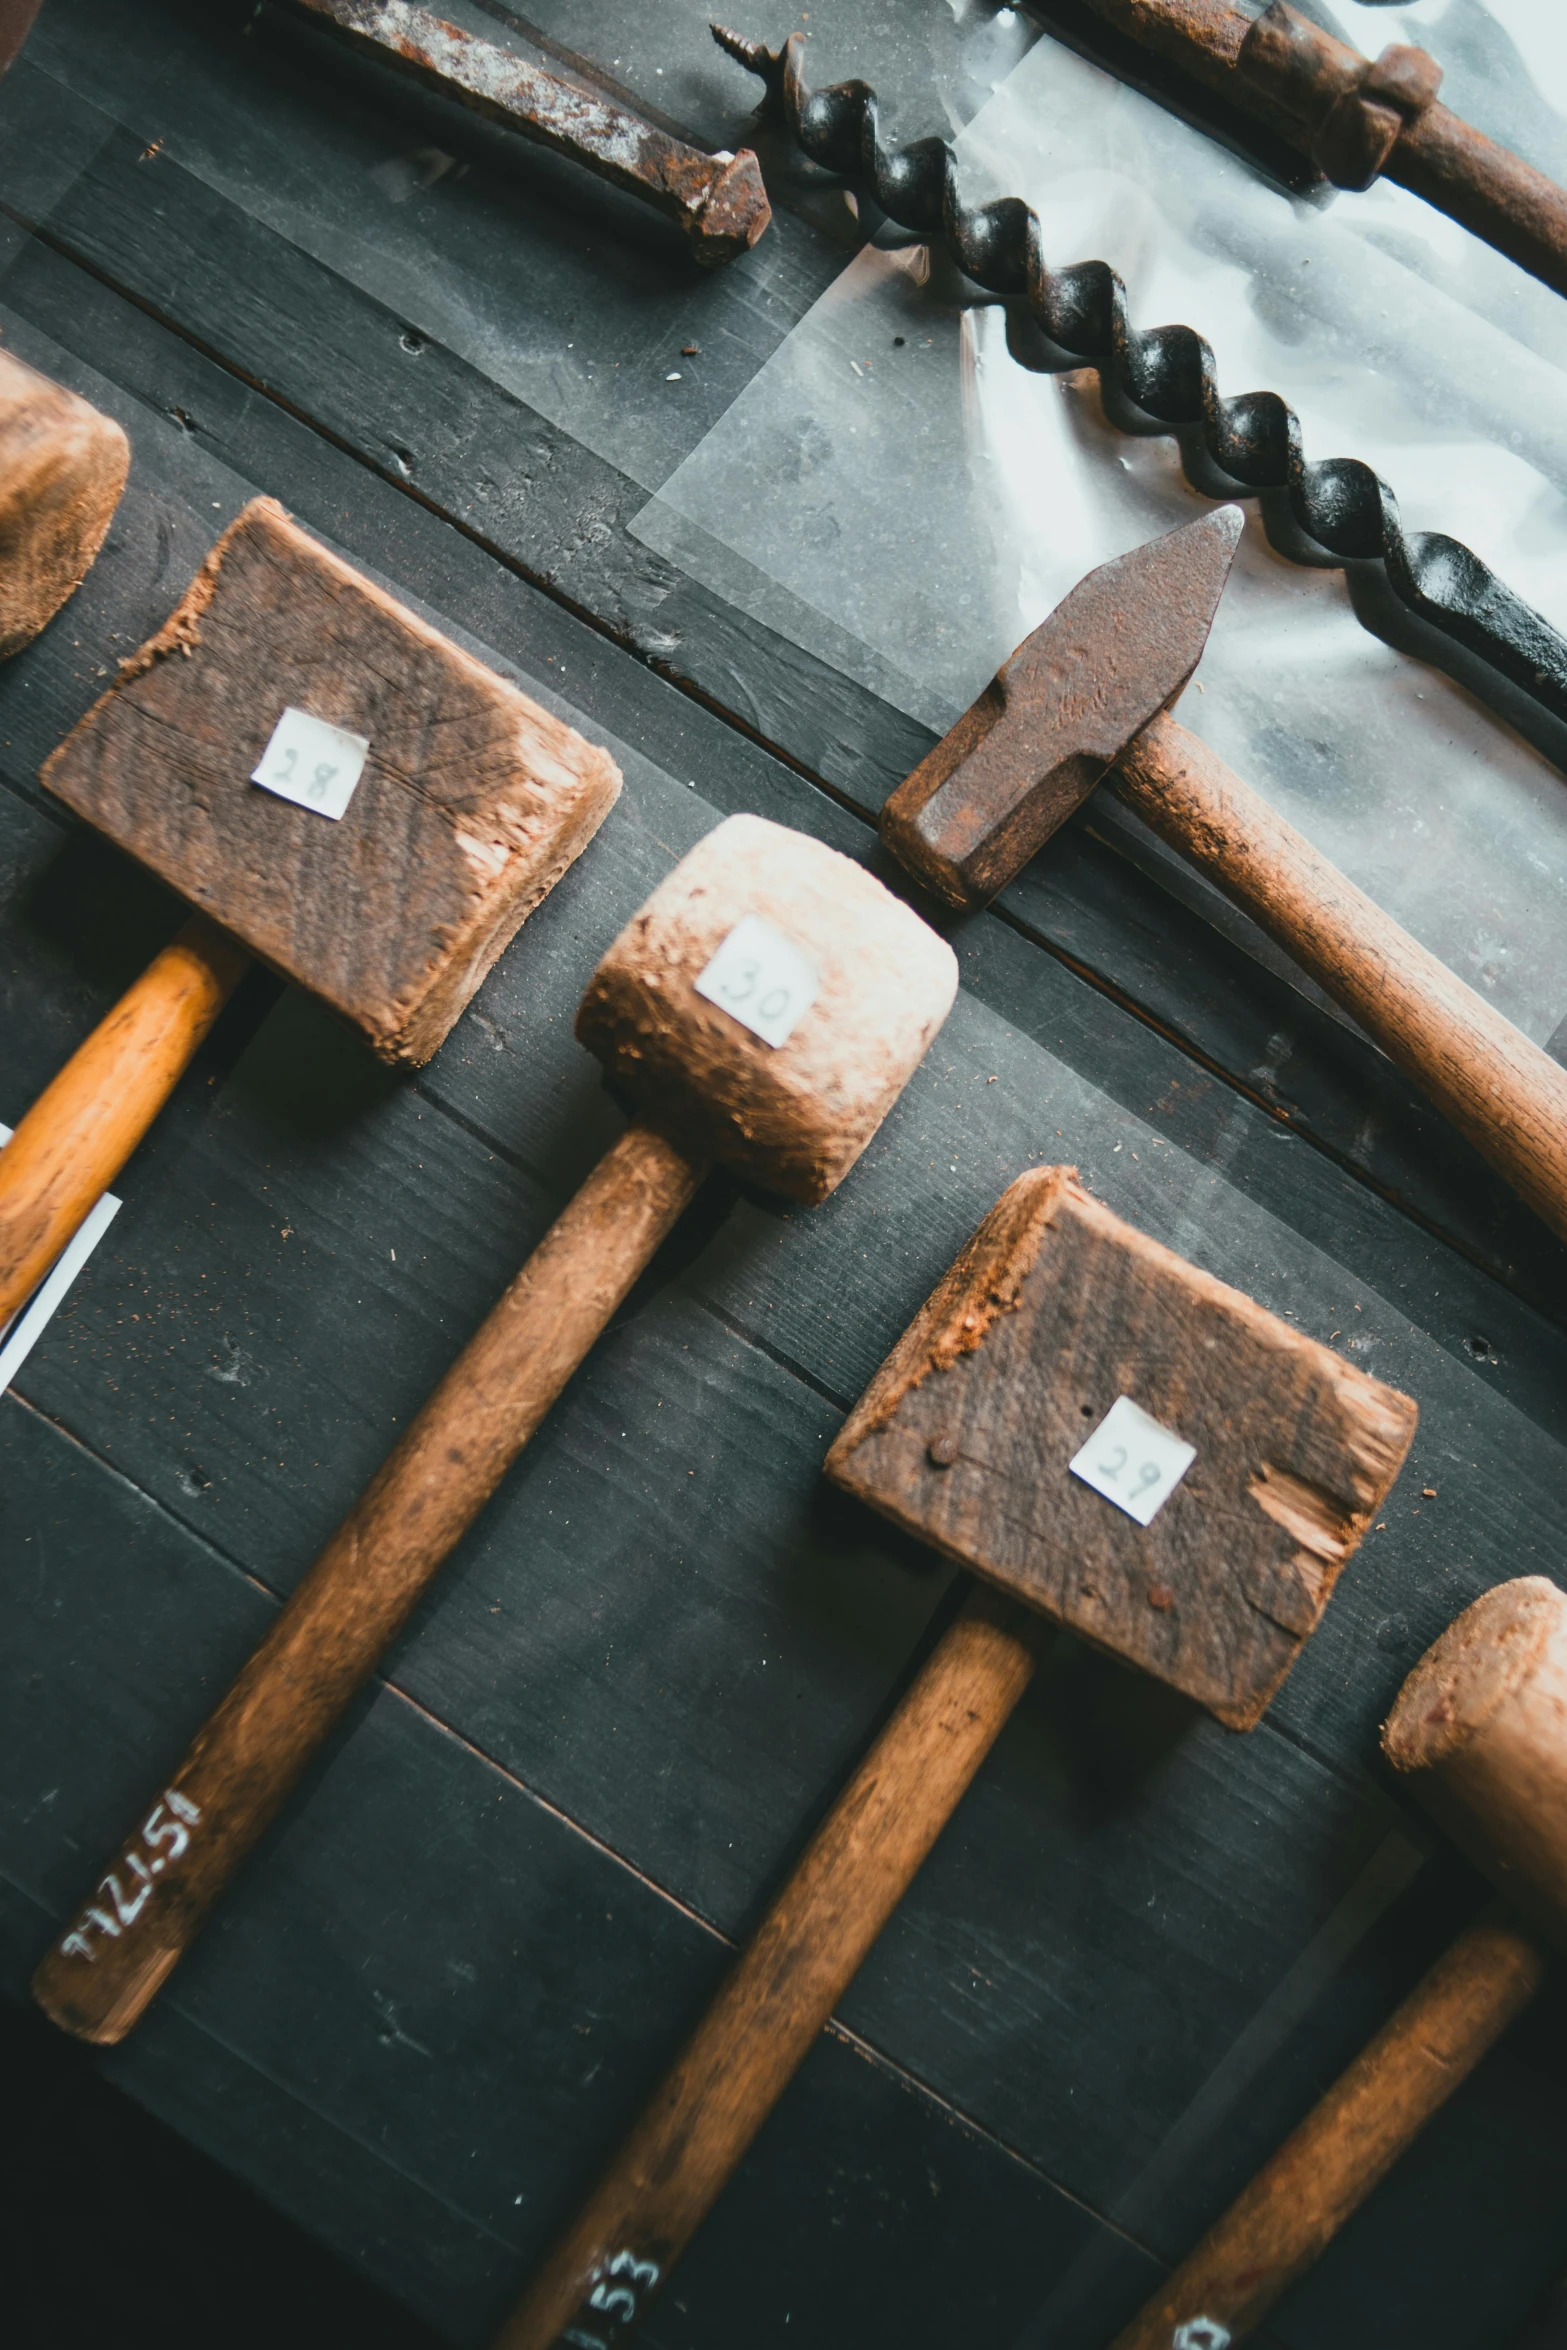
[32,1120,704,2046]
[498,1586,1043,2350]
[0,915,248,1328]
[1115,714,1567,1246]
[1110,1906,1545,2349]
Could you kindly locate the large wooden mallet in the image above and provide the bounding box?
[0,347,128,659]
[498,1165,1416,2350]
[31,812,958,2044]
[1111,1573,1567,2350]
[0,496,622,1328]
[882,509,1567,1250]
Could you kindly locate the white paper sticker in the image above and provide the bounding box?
[0,1122,121,1396]
[1070,1395,1195,1527]
[251,705,369,821]
[694,914,819,1048]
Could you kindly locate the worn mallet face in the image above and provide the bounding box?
[575,813,959,1203]
[882,507,1242,910]
[41,498,621,1065]
[828,1167,1417,1727]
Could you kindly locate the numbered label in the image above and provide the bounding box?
[55,1788,202,1964]
[694,914,818,1049]
[251,705,369,822]
[1173,2321,1231,2350]
[1070,1395,1195,1527]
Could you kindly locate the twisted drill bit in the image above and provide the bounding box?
[711,25,1567,734]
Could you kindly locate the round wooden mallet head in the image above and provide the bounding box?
[1384,1576,1567,1951]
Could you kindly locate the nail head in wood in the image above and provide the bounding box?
[828,1167,1418,1727]
[41,497,621,1064]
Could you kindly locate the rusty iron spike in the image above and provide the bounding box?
[291,0,770,266]
[882,506,1242,909]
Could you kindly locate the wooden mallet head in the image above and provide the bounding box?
[882,507,1242,909]
[1384,1577,1567,1951]
[0,349,129,660]
[40,497,621,1064]
[575,812,960,1202]
[828,1166,1417,1726]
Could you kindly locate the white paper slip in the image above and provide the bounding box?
[252,705,370,821]
[1070,1394,1195,1527]
[0,1122,122,1396]
[694,914,819,1049]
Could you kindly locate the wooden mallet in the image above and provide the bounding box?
[0,347,128,659]
[0,495,621,1327]
[1111,1573,1567,2350]
[882,508,1567,1251]
[498,1164,1417,2350]
[31,811,958,2044]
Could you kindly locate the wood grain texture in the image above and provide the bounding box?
[576,813,957,1202]
[1114,713,1567,1247]
[31,1119,702,2045]
[1384,1576,1567,1953]
[498,1585,1046,2350]
[42,496,621,1065]
[0,342,127,658]
[827,1167,1417,1727]
[1108,1907,1547,2350]
[0,910,246,1327]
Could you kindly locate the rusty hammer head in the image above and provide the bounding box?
[575,813,959,1203]
[827,1166,1416,1726]
[1384,1577,1567,1952]
[40,498,622,1065]
[882,507,1243,910]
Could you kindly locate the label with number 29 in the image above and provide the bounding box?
[1069,1394,1196,1527]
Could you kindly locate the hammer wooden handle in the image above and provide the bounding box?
[1110,1907,1545,2349]
[497,1586,1042,2350]
[32,1120,703,2046]
[0,915,248,1329]
[1115,714,1567,1246]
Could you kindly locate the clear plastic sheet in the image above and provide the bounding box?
[633,8,1567,1048]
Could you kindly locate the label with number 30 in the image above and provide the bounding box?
[1070,1394,1196,1526]
[694,913,819,1048]
[252,705,370,822]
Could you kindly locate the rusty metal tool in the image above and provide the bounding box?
[714,26,1567,735]
[1061,0,1567,302]
[1111,1572,1567,2349]
[499,1166,1416,2348]
[288,0,770,265]
[881,505,1567,1252]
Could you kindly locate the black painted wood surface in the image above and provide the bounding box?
[3,5,1566,2345]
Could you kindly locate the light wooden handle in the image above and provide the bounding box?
[498,1586,1043,2350]
[0,915,248,1329]
[1109,1907,1545,2350]
[1116,714,1567,1245]
[32,1120,704,2046]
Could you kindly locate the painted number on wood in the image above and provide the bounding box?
[694,914,818,1048]
[56,1788,202,1962]
[1070,1395,1195,1527]
[562,2249,662,2345]
[252,705,370,822]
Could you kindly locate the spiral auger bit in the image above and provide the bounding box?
[710,24,1567,743]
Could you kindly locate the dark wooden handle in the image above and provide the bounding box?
[496,1586,1043,2350]
[31,1121,704,2046]
[1115,714,1567,1245]
[0,915,248,1329]
[1110,1907,1545,2349]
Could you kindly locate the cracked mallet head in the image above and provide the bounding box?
[827,1166,1417,1726]
[41,497,622,1065]
[882,507,1243,909]
[575,813,959,1203]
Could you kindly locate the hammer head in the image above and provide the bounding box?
[827,1167,1416,1727]
[575,814,958,1203]
[882,508,1243,910]
[41,499,621,1066]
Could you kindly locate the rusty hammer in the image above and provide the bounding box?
[881,507,1567,1251]
[31,812,957,2044]
[500,1164,1416,2350]
[1112,1572,1567,2349]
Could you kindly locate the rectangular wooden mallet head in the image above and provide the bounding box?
[828,1167,1417,1726]
[40,497,621,1064]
